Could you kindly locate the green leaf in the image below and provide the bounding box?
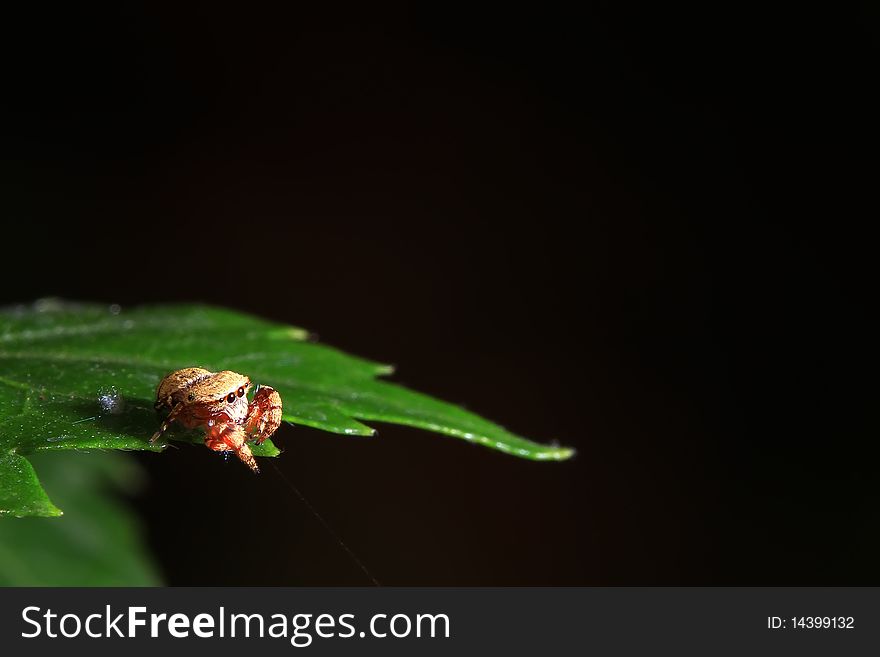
[0,453,61,518]
[0,298,574,517]
[0,451,162,585]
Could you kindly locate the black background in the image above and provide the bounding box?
[1,3,877,584]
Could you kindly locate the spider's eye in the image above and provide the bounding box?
[237,387,245,397]
[188,392,195,401]
[226,393,236,404]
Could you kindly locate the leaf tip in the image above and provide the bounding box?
[288,328,310,341]
[497,441,575,461]
[0,503,64,518]
[538,445,576,461]
[270,327,309,341]
[343,425,377,436]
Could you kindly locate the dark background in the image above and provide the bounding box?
[1,3,877,584]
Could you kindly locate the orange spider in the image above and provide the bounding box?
[151,367,283,473]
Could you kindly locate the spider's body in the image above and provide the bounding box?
[151,368,283,473]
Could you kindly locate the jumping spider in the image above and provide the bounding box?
[151,367,283,473]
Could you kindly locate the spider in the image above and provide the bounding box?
[151,367,283,473]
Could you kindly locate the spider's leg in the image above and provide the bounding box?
[204,420,260,473]
[151,403,184,443]
[244,385,283,444]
